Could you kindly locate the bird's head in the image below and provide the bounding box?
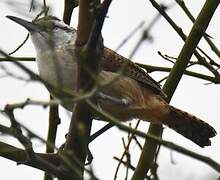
[6,15,76,53]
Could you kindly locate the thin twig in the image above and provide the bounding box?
[147,0,219,78]
[87,100,220,173]
[128,3,173,59]
[114,157,136,171]
[137,63,220,84]
[0,57,35,61]
[0,63,28,81]
[89,122,113,142]
[115,21,145,51]
[9,34,29,55]
[1,55,219,84]
[176,0,220,58]
[132,1,220,179]
[0,112,76,179]
[114,121,140,179]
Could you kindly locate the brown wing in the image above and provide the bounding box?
[101,47,166,97]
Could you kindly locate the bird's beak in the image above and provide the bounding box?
[6,15,42,32]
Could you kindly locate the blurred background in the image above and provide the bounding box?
[0,0,219,179]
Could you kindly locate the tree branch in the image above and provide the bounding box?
[132,0,220,179]
[60,0,112,179]
[63,0,78,25]
[0,141,75,179]
[44,96,60,180]
[137,63,220,84]
[176,0,220,58]
[86,100,220,173]
[1,56,219,83]
[146,0,219,78]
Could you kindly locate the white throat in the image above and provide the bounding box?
[30,26,78,105]
[30,27,77,55]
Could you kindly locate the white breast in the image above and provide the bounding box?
[36,45,78,92]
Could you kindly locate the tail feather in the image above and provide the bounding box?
[164,106,216,147]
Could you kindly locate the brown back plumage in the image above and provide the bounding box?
[100,47,216,147]
[101,47,166,97]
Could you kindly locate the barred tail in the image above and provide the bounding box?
[163,106,217,147]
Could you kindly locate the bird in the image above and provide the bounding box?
[6,15,216,147]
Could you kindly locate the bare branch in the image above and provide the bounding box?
[176,0,220,58]
[87,100,220,173]
[132,1,220,179]
[9,34,29,55]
